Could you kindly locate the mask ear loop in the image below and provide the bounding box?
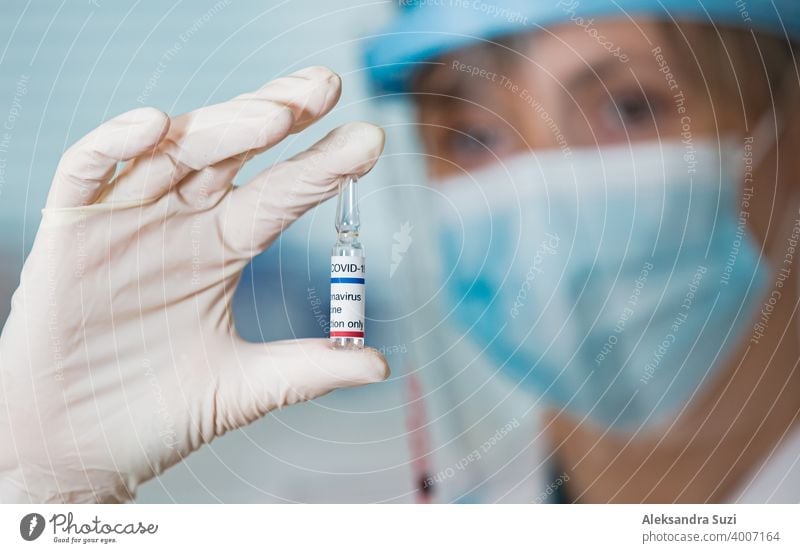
[737,55,800,347]
[747,42,800,161]
[752,58,800,348]
[772,60,800,350]
[777,49,800,350]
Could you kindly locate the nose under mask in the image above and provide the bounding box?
[432,139,770,429]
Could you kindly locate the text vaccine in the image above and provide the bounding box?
[330,175,365,349]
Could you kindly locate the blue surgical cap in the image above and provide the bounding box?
[364,0,800,93]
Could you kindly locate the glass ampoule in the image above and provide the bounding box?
[329,175,365,349]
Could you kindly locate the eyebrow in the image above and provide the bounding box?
[417,49,661,106]
[561,52,654,92]
[417,65,504,104]
[415,51,517,99]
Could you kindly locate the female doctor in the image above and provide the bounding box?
[363,0,800,502]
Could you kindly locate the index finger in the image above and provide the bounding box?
[47,107,169,208]
[104,66,343,204]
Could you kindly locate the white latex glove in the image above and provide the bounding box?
[0,66,389,503]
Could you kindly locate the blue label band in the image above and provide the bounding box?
[330,277,365,284]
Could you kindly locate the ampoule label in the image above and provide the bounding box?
[330,255,365,339]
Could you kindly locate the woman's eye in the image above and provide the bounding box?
[447,125,509,159]
[605,91,659,129]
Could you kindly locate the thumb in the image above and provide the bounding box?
[215,338,389,433]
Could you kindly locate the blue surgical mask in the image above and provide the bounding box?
[433,139,770,428]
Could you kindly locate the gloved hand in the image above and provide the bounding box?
[0,66,389,503]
